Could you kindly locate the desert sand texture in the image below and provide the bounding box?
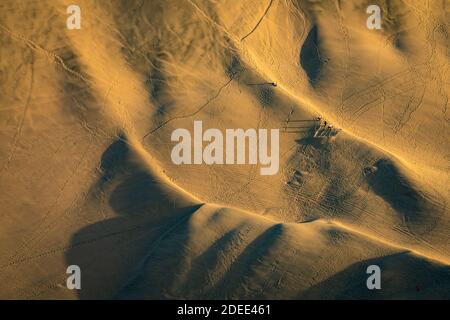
[0,0,449,299]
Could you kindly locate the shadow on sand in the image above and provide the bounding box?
[65,136,200,299]
[298,252,450,299]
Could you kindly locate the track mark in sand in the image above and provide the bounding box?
[5,220,161,298]
[225,101,265,202]
[0,23,91,85]
[7,136,96,264]
[114,206,203,297]
[240,0,274,42]
[341,65,424,108]
[330,220,450,266]
[178,225,254,297]
[442,95,450,123]
[334,0,351,117]
[391,86,425,134]
[0,56,34,177]
[348,76,420,125]
[0,221,154,272]
[186,0,240,43]
[209,224,284,299]
[141,78,233,139]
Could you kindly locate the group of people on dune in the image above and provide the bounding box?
[283,114,341,138]
[313,116,341,138]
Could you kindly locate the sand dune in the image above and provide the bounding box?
[0,0,449,299]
